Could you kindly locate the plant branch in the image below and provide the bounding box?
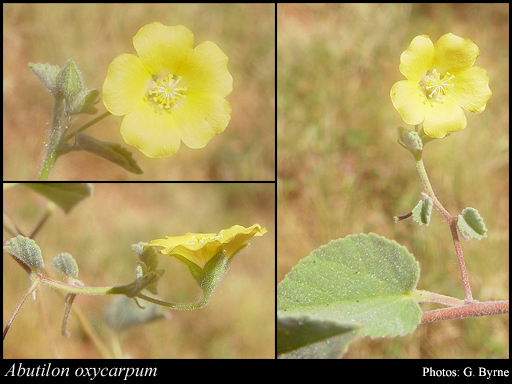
[3,275,41,340]
[413,289,465,307]
[60,111,111,143]
[414,157,473,303]
[421,300,509,324]
[37,99,65,181]
[136,292,209,310]
[37,274,115,295]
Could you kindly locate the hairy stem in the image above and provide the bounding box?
[37,100,65,181]
[421,300,509,324]
[3,275,41,340]
[414,157,473,303]
[60,111,111,143]
[136,292,209,310]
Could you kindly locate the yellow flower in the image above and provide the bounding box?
[146,224,267,269]
[390,33,491,138]
[102,22,233,158]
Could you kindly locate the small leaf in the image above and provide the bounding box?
[28,62,61,96]
[277,315,360,359]
[457,207,488,240]
[412,197,433,226]
[3,235,45,271]
[74,134,143,174]
[22,183,93,213]
[51,252,79,279]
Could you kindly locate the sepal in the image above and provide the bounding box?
[198,251,230,298]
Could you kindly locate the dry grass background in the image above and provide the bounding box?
[3,183,275,358]
[278,4,508,358]
[3,3,275,181]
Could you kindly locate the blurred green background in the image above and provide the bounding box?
[3,183,275,358]
[278,4,508,358]
[3,3,275,180]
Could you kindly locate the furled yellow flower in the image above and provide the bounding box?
[390,33,491,138]
[146,224,267,269]
[103,22,233,157]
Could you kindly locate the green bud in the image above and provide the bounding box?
[54,59,99,116]
[57,59,84,102]
[398,127,423,159]
[69,89,99,115]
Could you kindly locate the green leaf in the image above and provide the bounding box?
[412,196,433,225]
[74,134,143,175]
[51,252,79,279]
[3,235,45,272]
[277,315,360,359]
[457,207,488,240]
[28,62,61,96]
[22,183,93,213]
[277,233,421,358]
[104,296,169,332]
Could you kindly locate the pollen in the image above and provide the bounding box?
[424,69,455,100]
[186,234,223,245]
[148,74,187,109]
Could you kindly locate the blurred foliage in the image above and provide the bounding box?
[3,183,275,358]
[3,3,275,180]
[278,3,508,358]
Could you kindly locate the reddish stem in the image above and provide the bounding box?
[421,300,509,323]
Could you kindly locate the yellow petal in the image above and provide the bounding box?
[102,22,233,158]
[102,54,151,115]
[147,224,267,268]
[423,99,467,138]
[390,80,426,125]
[450,67,492,113]
[133,22,194,76]
[120,105,182,158]
[179,41,233,97]
[432,33,480,74]
[219,224,267,257]
[399,35,434,81]
[178,93,232,148]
